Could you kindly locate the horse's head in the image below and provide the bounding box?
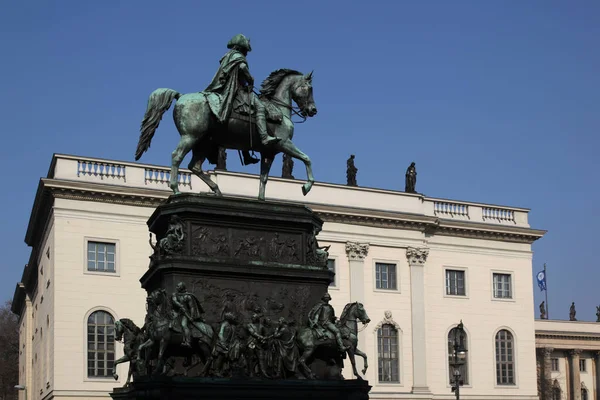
[115,320,124,342]
[355,302,371,325]
[341,302,371,326]
[291,71,317,117]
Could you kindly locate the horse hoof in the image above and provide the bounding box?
[215,190,223,197]
[113,374,119,380]
[302,185,309,196]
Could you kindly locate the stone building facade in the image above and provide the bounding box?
[536,319,600,400]
[12,154,545,400]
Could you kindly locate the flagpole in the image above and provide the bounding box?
[544,263,549,319]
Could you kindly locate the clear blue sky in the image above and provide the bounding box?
[0,1,598,320]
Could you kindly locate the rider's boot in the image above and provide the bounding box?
[256,110,280,147]
[336,334,349,352]
[182,328,192,348]
[242,151,259,165]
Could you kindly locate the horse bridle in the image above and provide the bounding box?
[252,88,307,124]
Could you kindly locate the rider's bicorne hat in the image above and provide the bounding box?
[322,293,332,301]
[227,33,252,52]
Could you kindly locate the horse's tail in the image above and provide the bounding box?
[135,88,181,160]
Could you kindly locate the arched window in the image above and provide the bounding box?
[87,310,115,378]
[495,329,515,385]
[377,324,399,383]
[582,388,588,400]
[448,327,469,385]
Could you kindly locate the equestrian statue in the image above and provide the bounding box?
[135,33,318,201]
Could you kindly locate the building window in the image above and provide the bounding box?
[87,310,115,378]
[493,273,512,299]
[551,358,559,371]
[327,259,336,287]
[445,270,466,296]
[87,242,116,273]
[375,263,397,290]
[580,359,587,372]
[448,327,469,384]
[495,329,515,385]
[377,324,399,383]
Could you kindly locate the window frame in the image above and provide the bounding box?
[443,267,468,298]
[327,257,339,289]
[446,324,471,387]
[83,307,119,382]
[373,260,400,293]
[494,328,518,387]
[376,323,401,384]
[491,270,514,302]
[551,358,559,372]
[580,358,587,373]
[84,237,120,276]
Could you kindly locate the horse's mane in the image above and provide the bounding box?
[339,302,355,322]
[260,69,303,98]
[119,318,141,334]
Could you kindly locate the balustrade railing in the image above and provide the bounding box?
[433,201,469,219]
[144,168,192,189]
[58,155,529,227]
[482,207,515,223]
[77,160,126,181]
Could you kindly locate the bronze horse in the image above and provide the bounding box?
[113,318,145,385]
[296,302,370,379]
[135,69,318,200]
[136,289,215,376]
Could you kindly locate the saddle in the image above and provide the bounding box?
[230,91,283,124]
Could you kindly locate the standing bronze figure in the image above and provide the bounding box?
[569,302,577,321]
[346,155,357,186]
[405,162,417,193]
[539,301,546,319]
[135,33,318,201]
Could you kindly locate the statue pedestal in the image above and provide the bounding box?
[141,194,332,328]
[111,194,370,399]
[111,377,370,400]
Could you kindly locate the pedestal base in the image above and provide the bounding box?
[110,377,371,400]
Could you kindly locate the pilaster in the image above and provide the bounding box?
[345,242,369,303]
[595,351,600,400]
[569,349,583,400]
[345,242,369,364]
[406,247,430,394]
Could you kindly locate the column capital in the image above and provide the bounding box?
[345,242,369,260]
[406,247,429,266]
[569,348,583,357]
[542,347,554,357]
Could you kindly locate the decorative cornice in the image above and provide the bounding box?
[406,247,429,266]
[345,242,369,260]
[373,310,402,332]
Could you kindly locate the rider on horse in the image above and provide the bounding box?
[171,282,208,347]
[307,293,349,352]
[204,33,281,166]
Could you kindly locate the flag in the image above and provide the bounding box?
[536,270,546,291]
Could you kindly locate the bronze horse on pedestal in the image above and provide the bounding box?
[135,69,317,200]
[296,302,370,380]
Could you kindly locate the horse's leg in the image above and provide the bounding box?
[258,156,274,201]
[188,147,222,196]
[347,348,362,380]
[170,135,196,194]
[112,354,129,380]
[154,338,168,376]
[298,346,317,379]
[354,346,368,375]
[278,141,314,196]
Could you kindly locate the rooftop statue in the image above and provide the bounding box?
[135,33,318,201]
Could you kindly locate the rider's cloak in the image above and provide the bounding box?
[204,49,248,123]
